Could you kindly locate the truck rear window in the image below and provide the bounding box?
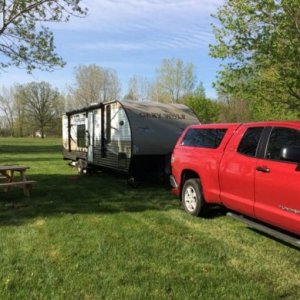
[180,128,227,148]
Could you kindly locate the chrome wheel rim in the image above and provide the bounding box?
[184,186,197,212]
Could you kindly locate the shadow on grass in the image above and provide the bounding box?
[249,228,300,251]
[204,205,227,219]
[0,172,180,226]
[0,145,62,153]
[0,157,62,163]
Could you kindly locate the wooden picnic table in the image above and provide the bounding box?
[0,165,36,197]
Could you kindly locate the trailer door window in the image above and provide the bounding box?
[77,124,86,147]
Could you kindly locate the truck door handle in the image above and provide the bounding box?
[256,166,270,173]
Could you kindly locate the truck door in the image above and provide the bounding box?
[87,111,94,163]
[219,126,264,216]
[254,126,300,235]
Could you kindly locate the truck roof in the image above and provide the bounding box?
[188,121,300,129]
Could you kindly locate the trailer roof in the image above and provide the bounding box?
[64,99,195,115]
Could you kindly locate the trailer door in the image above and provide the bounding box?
[87,111,94,163]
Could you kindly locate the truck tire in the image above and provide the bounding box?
[182,178,206,216]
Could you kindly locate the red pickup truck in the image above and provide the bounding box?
[170,121,300,242]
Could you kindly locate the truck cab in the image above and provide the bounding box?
[170,121,300,237]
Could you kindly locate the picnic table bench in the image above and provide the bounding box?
[0,165,36,197]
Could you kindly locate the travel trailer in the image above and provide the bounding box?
[62,100,199,181]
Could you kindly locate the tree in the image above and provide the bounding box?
[156,58,197,103]
[69,64,121,108]
[124,75,150,101]
[14,86,26,137]
[217,97,251,123]
[0,86,15,135]
[15,82,62,138]
[147,80,162,102]
[123,76,139,101]
[183,83,219,123]
[0,1,87,72]
[210,0,300,119]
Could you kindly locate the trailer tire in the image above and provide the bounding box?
[77,159,87,174]
[182,179,206,217]
[127,177,140,188]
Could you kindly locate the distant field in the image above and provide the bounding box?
[0,137,299,299]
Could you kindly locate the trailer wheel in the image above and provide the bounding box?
[182,179,206,216]
[127,177,140,188]
[77,159,87,174]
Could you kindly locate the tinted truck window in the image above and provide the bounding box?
[237,127,263,157]
[266,127,300,161]
[181,128,227,148]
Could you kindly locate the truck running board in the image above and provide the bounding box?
[227,212,300,249]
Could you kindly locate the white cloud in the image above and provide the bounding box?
[79,41,149,51]
[77,28,214,51]
[52,0,223,50]
[62,0,222,31]
[1,0,224,98]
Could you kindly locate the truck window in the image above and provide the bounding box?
[266,127,300,161]
[77,124,86,147]
[180,128,227,149]
[237,127,263,157]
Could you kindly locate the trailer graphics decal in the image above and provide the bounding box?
[139,112,186,120]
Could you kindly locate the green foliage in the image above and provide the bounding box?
[0,1,87,72]
[249,98,299,121]
[183,96,219,124]
[183,82,219,123]
[210,0,300,119]
[185,96,219,124]
[0,137,300,298]
[218,97,251,122]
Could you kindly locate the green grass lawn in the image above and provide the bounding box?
[0,137,299,299]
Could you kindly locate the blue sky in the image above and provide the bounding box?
[1,0,224,99]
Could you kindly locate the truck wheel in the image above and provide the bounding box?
[182,179,206,216]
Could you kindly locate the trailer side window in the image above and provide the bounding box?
[77,124,86,147]
[106,105,111,143]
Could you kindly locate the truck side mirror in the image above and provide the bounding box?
[280,146,300,163]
